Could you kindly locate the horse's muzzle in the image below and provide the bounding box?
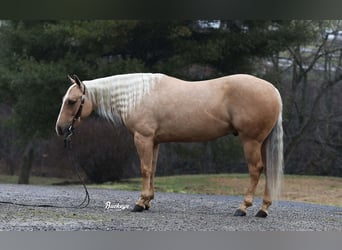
[56,125,64,136]
[56,124,73,137]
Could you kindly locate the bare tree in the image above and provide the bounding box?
[276,21,342,174]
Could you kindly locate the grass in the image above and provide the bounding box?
[93,174,224,193]
[1,174,341,207]
[92,174,342,207]
[0,175,73,186]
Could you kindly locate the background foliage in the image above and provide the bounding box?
[0,20,341,183]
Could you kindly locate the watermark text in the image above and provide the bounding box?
[105,201,130,211]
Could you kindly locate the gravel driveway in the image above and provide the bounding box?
[0,184,341,231]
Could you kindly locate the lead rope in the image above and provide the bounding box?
[64,140,91,209]
[0,78,90,208]
[0,138,90,209]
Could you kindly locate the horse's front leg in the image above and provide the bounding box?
[137,144,160,211]
[132,133,156,212]
[145,144,159,210]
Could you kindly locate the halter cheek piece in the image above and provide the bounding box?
[64,85,86,147]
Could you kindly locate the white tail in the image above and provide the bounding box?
[266,106,284,203]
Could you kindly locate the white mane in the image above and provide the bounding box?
[84,73,164,124]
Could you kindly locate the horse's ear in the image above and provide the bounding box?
[68,75,76,85]
[73,74,82,88]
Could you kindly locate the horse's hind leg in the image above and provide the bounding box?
[132,133,156,212]
[255,142,272,218]
[234,139,264,217]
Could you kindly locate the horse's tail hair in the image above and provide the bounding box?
[265,100,284,204]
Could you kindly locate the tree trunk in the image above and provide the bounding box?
[18,143,34,184]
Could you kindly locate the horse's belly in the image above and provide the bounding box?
[154,113,232,143]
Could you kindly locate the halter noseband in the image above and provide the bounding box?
[64,83,86,147]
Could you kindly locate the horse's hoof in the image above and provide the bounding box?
[234,209,246,216]
[132,204,145,212]
[255,210,268,218]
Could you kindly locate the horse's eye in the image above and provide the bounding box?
[67,100,77,105]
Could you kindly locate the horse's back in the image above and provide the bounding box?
[160,73,281,123]
[126,74,281,143]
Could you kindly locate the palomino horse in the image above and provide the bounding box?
[56,73,283,217]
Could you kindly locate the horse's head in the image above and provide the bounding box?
[55,75,93,137]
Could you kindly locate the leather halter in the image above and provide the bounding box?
[72,85,86,126]
[64,83,86,147]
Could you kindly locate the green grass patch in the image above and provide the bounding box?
[90,173,249,195]
[0,175,74,186]
[1,173,341,206]
[90,174,342,207]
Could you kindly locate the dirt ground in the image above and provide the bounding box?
[0,184,341,231]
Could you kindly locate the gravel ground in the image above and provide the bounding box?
[0,184,341,231]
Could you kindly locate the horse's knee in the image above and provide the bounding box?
[141,168,152,178]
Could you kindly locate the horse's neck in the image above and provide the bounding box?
[84,73,162,123]
[84,79,118,123]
